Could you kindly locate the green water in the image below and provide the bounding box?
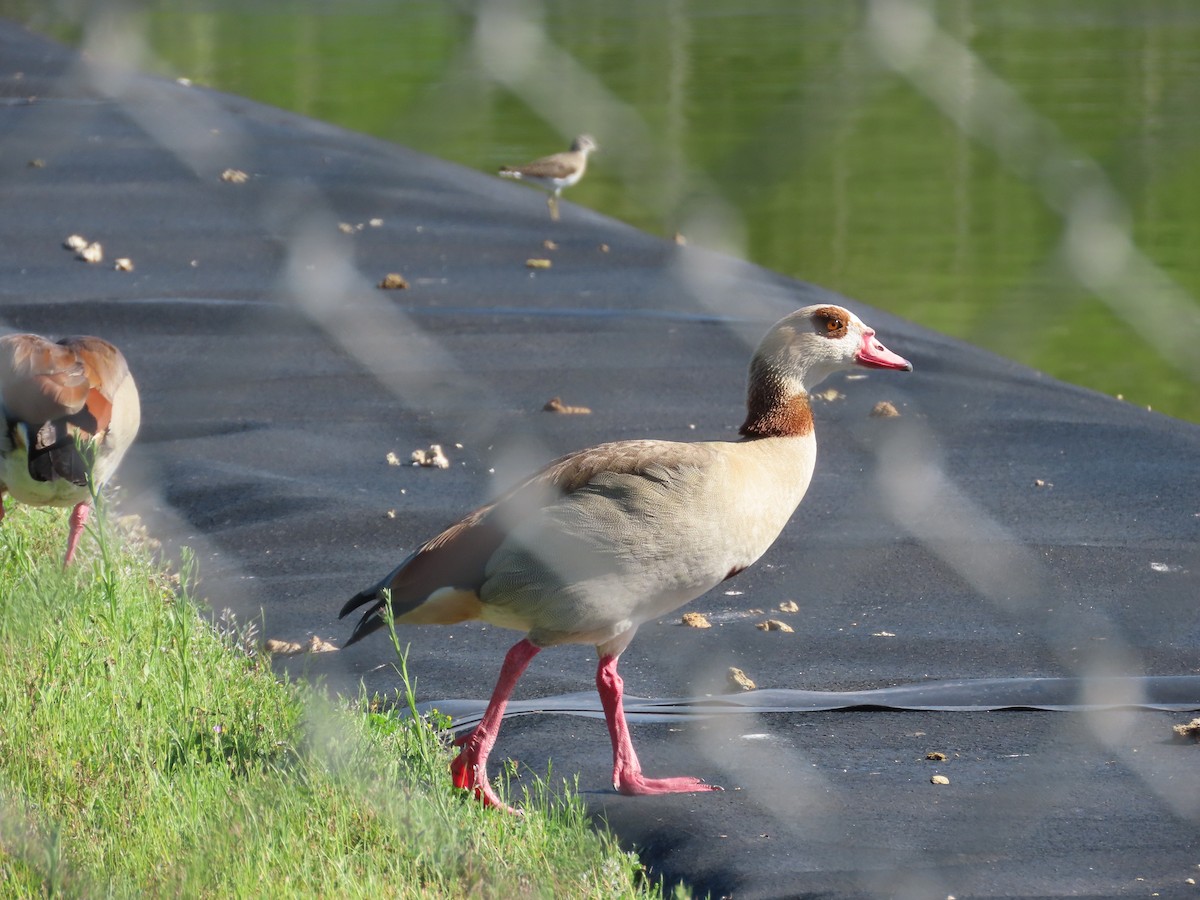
[8,0,1200,422]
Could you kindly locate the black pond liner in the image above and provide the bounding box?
[4,18,1199,899]
[425,675,1200,732]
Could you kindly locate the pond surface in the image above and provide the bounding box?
[8,0,1200,422]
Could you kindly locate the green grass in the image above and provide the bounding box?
[0,501,677,898]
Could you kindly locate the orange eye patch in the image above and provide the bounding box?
[812,306,849,337]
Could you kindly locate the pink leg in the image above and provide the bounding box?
[596,654,721,796]
[449,637,541,813]
[64,502,91,567]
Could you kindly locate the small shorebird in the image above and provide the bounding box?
[498,134,598,221]
[340,305,912,812]
[0,334,141,566]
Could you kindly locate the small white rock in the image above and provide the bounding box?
[727,666,757,692]
[411,444,450,469]
[756,619,794,633]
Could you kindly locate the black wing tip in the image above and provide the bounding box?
[342,603,386,648]
[339,590,387,649]
[339,589,374,621]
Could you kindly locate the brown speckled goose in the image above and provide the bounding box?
[341,304,911,811]
[0,334,141,566]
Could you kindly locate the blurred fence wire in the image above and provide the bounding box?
[2,0,1198,895]
[865,0,1200,384]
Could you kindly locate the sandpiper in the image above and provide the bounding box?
[498,134,598,221]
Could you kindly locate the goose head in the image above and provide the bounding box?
[754,304,911,391]
[742,304,911,437]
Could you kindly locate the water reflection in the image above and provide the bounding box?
[6,0,1200,421]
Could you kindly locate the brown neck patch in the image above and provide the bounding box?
[739,378,814,438]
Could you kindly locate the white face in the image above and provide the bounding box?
[766,304,912,391]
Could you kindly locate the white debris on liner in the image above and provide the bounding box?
[411,444,450,468]
[727,666,756,692]
[755,619,794,633]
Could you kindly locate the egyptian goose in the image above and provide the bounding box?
[0,334,141,566]
[341,304,911,811]
[498,134,598,221]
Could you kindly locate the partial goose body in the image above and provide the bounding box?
[376,435,816,650]
[498,134,597,221]
[0,334,141,565]
[341,304,911,811]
